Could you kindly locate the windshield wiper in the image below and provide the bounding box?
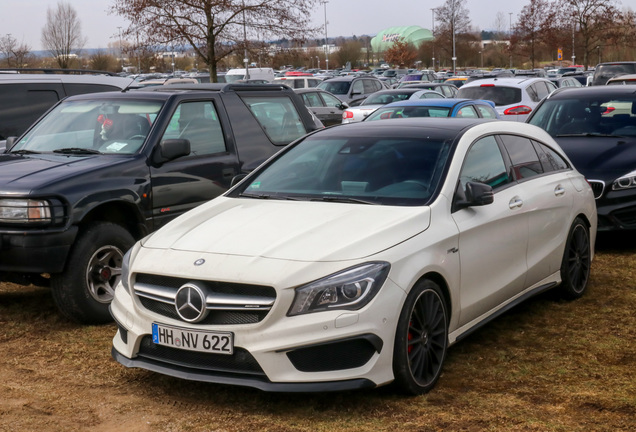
[53,147,102,155]
[238,192,301,201]
[10,149,41,154]
[311,196,377,205]
[556,133,624,138]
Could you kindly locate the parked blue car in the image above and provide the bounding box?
[362,98,500,121]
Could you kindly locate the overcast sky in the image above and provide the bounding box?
[2,0,636,51]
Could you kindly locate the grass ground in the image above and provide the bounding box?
[0,233,634,432]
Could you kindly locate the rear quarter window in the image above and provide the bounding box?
[242,95,308,145]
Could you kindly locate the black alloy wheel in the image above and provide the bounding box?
[393,279,448,395]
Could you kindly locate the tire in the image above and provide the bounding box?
[393,279,448,395]
[51,222,135,324]
[558,217,591,300]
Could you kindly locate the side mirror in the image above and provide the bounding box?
[230,173,248,187]
[152,139,191,164]
[4,136,17,151]
[453,181,494,211]
[466,182,494,206]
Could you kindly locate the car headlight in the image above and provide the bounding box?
[288,262,390,316]
[0,199,52,224]
[612,170,636,191]
[121,248,132,293]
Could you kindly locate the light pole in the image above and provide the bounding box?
[509,13,513,69]
[117,27,123,72]
[571,19,576,66]
[243,1,250,79]
[452,13,456,75]
[479,51,483,68]
[316,56,320,69]
[430,8,435,71]
[322,1,329,72]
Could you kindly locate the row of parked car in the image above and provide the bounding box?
[0,62,634,396]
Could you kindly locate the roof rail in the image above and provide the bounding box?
[0,68,117,76]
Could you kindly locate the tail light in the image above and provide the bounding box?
[343,111,354,119]
[503,105,532,115]
[601,106,615,115]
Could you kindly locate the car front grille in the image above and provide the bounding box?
[133,273,276,325]
[587,179,605,199]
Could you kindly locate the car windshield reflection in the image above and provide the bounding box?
[234,134,452,206]
[11,100,163,155]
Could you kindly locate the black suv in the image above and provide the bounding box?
[591,61,636,86]
[0,71,134,145]
[0,83,320,323]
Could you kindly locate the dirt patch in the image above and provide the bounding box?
[1,236,635,432]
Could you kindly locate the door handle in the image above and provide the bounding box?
[554,185,566,196]
[509,196,523,209]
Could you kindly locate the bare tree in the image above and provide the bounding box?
[434,0,472,71]
[41,1,87,69]
[111,0,320,82]
[0,34,32,68]
[516,0,552,68]
[560,0,621,68]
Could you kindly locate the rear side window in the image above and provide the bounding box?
[499,135,543,180]
[0,84,62,139]
[457,86,521,106]
[532,140,569,172]
[242,95,308,145]
[64,83,124,96]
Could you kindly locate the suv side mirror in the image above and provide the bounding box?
[453,181,494,211]
[152,139,191,164]
[4,136,17,151]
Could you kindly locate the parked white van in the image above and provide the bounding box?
[225,68,275,83]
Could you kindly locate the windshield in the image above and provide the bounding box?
[365,106,451,121]
[363,92,415,105]
[224,74,246,83]
[592,63,636,86]
[458,86,521,106]
[528,96,636,137]
[10,99,163,155]
[318,81,351,95]
[232,133,452,206]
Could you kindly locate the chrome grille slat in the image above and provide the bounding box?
[587,179,605,199]
[132,273,276,324]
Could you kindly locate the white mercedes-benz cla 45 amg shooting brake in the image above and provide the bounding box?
[111,118,596,395]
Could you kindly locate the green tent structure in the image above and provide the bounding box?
[370,25,434,53]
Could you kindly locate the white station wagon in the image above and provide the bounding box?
[111,118,596,394]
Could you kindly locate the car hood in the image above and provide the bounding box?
[0,154,135,192]
[142,196,431,262]
[554,135,636,180]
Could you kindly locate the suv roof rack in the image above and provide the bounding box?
[0,68,117,76]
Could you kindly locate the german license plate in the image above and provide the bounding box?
[152,323,233,354]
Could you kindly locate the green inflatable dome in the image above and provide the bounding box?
[370,25,434,52]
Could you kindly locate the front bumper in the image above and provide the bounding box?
[0,226,77,274]
[110,260,406,392]
[595,188,636,231]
